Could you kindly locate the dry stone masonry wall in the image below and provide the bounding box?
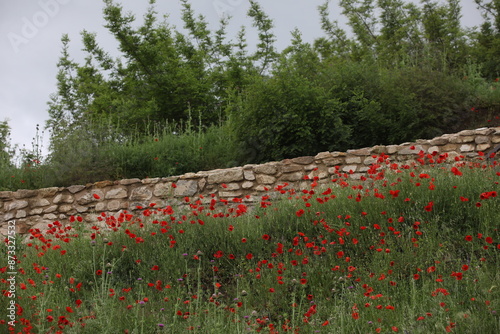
[1,127,500,236]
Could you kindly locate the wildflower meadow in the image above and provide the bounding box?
[1,153,499,333]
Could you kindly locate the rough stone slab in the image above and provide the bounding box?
[386,145,400,154]
[106,188,128,199]
[371,146,387,154]
[398,145,423,155]
[315,152,332,160]
[5,200,28,211]
[427,146,440,154]
[304,164,317,171]
[253,164,278,175]
[179,173,197,180]
[59,204,73,213]
[476,143,491,151]
[282,164,303,173]
[244,170,255,181]
[120,178,141,185]
[347,148,371,156]
[242,181,254,189]
[174,180,198,197]
[13,189,38,199]
[39,187,59,198]
[43,205,58,213]
[130,186,153,201]
[459,144,475,152]
[280,172,303,182]
[291,156,314,165]
[15,210,27,218]
[323,158,344,166]
[342,165,358,173]
[198,178,207,192]
[107,200,121,211]
[475,136,490,144]
[219,191,244,198]
[207,168,244,184]
[3,212,15,221]
[429,137,449,145]
[449,135,474,144]
[0,191,11,199]
[345,156,362,164]
[255,174,276,184]
[153,183,172,197]
[492,136,500,144]
[142,178,160,184]
[53,194,74,204]
[95,202,107,212]
[29,198,50,208]
[94,180,114,188]
[363,156,377,165]
[223,183,240,191]
[440,144,459,152]
[474,128,494,135]
[29,208,44,215]
[330,152,346,157]
[458,129,475,136]
[67,185,86,194]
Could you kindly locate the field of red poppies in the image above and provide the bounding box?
[1,153,499,333]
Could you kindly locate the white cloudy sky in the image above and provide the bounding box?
[0,0,484,160]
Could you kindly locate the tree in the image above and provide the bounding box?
[0,119,13,167]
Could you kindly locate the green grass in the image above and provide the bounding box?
[0,158,499,333]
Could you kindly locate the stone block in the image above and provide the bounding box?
[476,143,491,151]
[67,185,86,194]
[291,156,314,164]
[242,181,254,189]
[53,194,74,204]
[5,200,28,211]
[174,180,198,197]
[253,164,278,175]
[207,168,244,184]
[106,187,128,199]
[15,210,27,218]
[459,144,475,152]
[282,164,303,173]
[347,147,371,156]
[255,174,276,184]
[475,136,490,144]
[345,156,362,164]
[153,183,172,197]
[324,158,344,166]
[429,137,449,146]
[107,200,121,211]
[342,165,358,173]
[130,186,153,201]
[39,187,59,197]
[280,172,303,182]
[244,170,255,181]
[120,178,141,185]
[13,189,38,199]
[315,152,332,160]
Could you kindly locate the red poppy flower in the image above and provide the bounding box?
[151,265,159,271]
[93,194,100,200]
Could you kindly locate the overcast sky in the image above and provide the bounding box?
[0,0,484,160]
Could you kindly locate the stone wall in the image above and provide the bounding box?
[1,127,499,236]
